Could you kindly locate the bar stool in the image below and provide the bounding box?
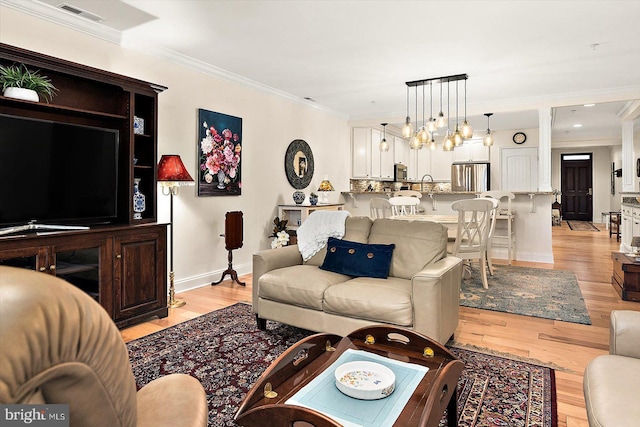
[609,211,621,241]
[480,191,516,264]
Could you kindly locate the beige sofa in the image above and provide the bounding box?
[583,310,640,427]
[252,216,463,344]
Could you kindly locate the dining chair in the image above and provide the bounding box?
[451,198,498,289]
[393,190,423,199]
[369,197,392,219]
[480,191,516,264]
[389,196,420,216]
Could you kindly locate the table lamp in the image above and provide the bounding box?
[317,175,334,204]
[157,154,194,308]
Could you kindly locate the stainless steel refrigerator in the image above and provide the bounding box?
[451,162,490,192]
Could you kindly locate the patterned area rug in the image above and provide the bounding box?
[127,303,557,427]
[461,265,591,325]
[566,221,600,231]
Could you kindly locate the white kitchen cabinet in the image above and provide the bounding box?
[622,205,633,248]
[416,148,432,181]
[430,150,455,181]
[453,141,490,162]
[406,148,419,181]
[352,127,393,179]
[352,127,371,178]
[394,136,409,166]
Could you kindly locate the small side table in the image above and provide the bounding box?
[277,203,345,231]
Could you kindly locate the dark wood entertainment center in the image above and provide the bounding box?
[0,43,170,327]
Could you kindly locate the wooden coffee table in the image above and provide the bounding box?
[235,325,464,427]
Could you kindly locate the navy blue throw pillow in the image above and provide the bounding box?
[319,237,395,279]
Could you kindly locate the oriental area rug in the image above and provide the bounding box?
[127,303,557,427]
[461,265,591,325]
[566,221,600,231]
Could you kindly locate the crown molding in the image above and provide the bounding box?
[1,0,348,120]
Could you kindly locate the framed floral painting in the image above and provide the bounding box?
[197,108,242,196]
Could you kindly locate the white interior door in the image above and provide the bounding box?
[501,147,538,191]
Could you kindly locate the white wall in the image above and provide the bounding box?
[487,128,540,191]
[551,146,613,222]
[0,6,350,292]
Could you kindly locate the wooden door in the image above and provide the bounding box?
[561,155,593,221]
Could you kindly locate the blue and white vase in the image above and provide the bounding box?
[292,191,305,205]
[217,170,226,190]
[133,178,146,220]
[309,193,318,205]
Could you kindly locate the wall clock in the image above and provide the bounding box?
[513,132,527,144]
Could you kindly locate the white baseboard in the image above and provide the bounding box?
[173,262,252,293]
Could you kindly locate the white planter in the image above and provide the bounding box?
[3,87,39,102]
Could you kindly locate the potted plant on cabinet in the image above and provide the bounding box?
[0,64,58,102]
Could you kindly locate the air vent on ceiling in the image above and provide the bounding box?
[58,3,104,23]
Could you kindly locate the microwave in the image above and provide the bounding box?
[394,164,407,181]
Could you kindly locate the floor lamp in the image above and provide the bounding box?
[157,154,194,308]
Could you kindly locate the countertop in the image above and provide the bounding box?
[342,190,553,196]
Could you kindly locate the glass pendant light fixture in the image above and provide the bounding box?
[436,80,447,128]
[418,84,429,144]
[483,113,494,146]
[403,74,468,151]
[402,86,413,138]
[410,87,422,149]
[427,82,437,133]
[452,80,463,147]
[379,123,390,151]
[428,134,436,150]
[442,81,454,151]
[460,79,473,139]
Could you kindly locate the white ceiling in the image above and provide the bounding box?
[7,0,640,145]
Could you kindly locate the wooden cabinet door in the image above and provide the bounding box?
[0,246,51,274]
[113,228,167,323]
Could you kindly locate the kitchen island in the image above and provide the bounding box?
[341,190,554,263]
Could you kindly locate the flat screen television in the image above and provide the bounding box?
[0,114,119,229]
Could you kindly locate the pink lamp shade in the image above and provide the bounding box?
[157,155,194,185]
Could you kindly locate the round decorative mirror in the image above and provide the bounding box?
[285,139,314,189]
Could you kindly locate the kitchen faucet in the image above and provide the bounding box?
[420,174,434,193]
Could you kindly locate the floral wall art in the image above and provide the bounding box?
[198,108,242,196]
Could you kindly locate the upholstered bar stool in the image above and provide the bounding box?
[480,191,516,264]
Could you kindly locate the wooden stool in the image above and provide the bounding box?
[212,211,246,286]
[609,211,621,242]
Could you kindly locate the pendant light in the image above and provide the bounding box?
[410,86,422,149]
[460,79,473,140]
[483,113,494,146]
[379,123,390,151]
[418,84,429,144]
[452,80,463,147]
[402,86,413,138]
[436,80,447,128]
[442,81,454,151]
[427,81,437,132]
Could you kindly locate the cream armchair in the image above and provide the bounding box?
[583,310,640,427]
[0,266,208,427]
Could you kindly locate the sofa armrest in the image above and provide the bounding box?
[410,256,463,344]
[610,310,640,358]
[252,245,303,310]
[415,255,463,278]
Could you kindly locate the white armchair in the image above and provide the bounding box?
[583,310,640,427]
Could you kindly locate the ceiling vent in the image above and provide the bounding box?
[57,3,104,23]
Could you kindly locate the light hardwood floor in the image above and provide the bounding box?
[121,222,639,427]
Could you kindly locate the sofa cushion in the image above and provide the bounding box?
[305,216,373,266]
[320,237,395,278]
[368,218,447,279]
[323,276,413,326]
[258,265,350,310]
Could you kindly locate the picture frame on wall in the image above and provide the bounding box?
[197,108,242,196]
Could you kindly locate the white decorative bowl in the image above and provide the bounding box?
[334,361,395,400]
